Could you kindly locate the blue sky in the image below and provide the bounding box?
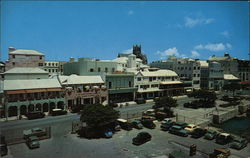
[1,1,249,62]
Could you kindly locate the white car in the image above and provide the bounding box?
[184,124,198,133]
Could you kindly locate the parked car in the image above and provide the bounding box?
[117,119,132,131]
[216,133,233,145]
[190,128,207,138]
[229,137,248,150]
[141,115,156,121]
[209,148,231,158]
[174,122,187,129]
[155,111,168,121]
[0,135,8,156]
[141,119,156,129]
[132,132,151,145]
[25,112,45,120]
[106,121,121,132]
[131,120,143,129]
[51,109,67,116]
[135,98,146,104]
[23,128,46,139]
[26,136,40,149]
[204,129,219,140]
[160,119,175,131]
[184,124,198,133]
[169,125,188,137]
[142,109,155,117]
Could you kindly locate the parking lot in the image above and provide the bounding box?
[4,120,250,158]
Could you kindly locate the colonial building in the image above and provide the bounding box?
[0,62,5,80]
[135,70,184,99]
[58,75,108,110]
[105,72,137,103]
[44,61,66,76]
[3,79,65,119]
[238,59,250,81]
[63,57,118,76]
[223,74,240,85]
[5,47,45,71]
[4,67,49,80]
[208,61,224,91]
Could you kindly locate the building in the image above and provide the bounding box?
[223,74,240,85]
[208,61,224,90]
[192,61,201,89]
[105,72,137,103]
[199,60,209,89]
[44,61,66,76]
[4,67,49,80]
[135,70,184,99]
[3,79,65,119]
[237,59,250,81]
[58,75,108,110]
[0,62,5,80]
[5,47,45,71]
[63,57,118,76]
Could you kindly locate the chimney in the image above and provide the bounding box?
[8,47,16,52]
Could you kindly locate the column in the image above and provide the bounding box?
[17,106,21,120]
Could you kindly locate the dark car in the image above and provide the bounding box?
[229,137,248,150]
[131,120,143,129]
[190,128,207,138]
[174,122,188,129]
[216,133,233,145]
[141,119,156,129]
[169,125,188,137]
[160,119,175,131]
[135,98,146,104]
[51,109,67,116]
[117,119,133,131]
[132,132,151,145]
[204,129,219,140]
[0,135,8,156]
[26,112,45,120]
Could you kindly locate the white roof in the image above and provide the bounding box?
[4,79,61,90]
[112,57,128,64]
[59,74,104,85]
[4,67,48,74]
[224,74,239,80]
[9,49,44,56]
[138,69,178,77]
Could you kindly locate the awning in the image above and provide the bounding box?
[25,89,47,93]
[137,89,163,93]
[160,81,183,85]
[46,88,62,92]
[6,90,26,94]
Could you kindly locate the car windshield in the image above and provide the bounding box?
[207,129,215,134]
[29,136,39,141]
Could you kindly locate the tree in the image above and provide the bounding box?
[153,96,177,111]
[187,89,217,102]
[223,82,241,96]
[80,104,120,128]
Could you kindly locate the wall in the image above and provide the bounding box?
[5,73,48,80]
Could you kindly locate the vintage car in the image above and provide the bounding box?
[132,132,151,145]
[160,119,175,131]
[204,129,219,140]
[229,136,248,150]
[131,120,143,129]
[190,128,207,138]
[169,125,188,137]
[23,128,46,139]
[184,124,198,133]
[25,112,45,120]
[117,119,133,131]
[26,136,40,149]
[216,133,233,145]
[174,122,188,129]
[141,119,156,129]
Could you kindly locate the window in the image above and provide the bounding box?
[197,74,200,77]
[49,63,51,66]
[197,67,200,70]
[12,55,15,58]
[49,69,51,73]
[38,63,43,66]
[98,67,101,72]
[129,81,132,87]
[108,82,112,89]
[12,62,15,66]
[149,77,153,82]
[137,77,141,81]
[193,74,196,77]
[112,68,115,72]
[194,67,196,70]
[189,67,191,70]
[105,68,108,72]
[153,77,156,80]
[90,68,94,72]
[52,63,54,66]
[39,56,42,60]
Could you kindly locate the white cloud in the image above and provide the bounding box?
[184,17,214,28]
[157,47,186,58]
[191,50,200,58]
[194,43,232,52]
[220,31,230,38]
[128,10,134,15]
[122,48,133,54]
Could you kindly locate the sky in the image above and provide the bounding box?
[1,1,249,63]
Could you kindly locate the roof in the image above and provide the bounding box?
[4,79,61,90]
[137,88,163,93]
[9,49,44,56]
[209,56,230,61]
[160,81,183,85]
[199,60,209,67]
[4,67,48,74]
[138,69,178,77]
[112,57,128,64]
[224,74,240,80]
[59,74,104,85]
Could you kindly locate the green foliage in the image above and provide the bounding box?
[223,83,241,96]
[153,96,177,110]
[80,104,120,128]
[187,89,217,102]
